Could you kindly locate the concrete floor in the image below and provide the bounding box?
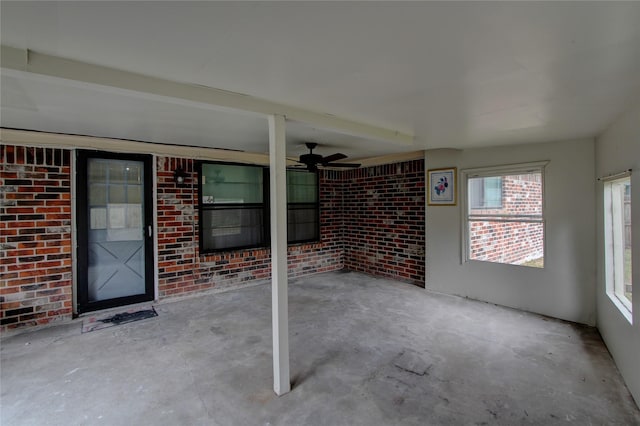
[1,271,639,426]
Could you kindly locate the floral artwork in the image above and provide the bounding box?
[428,168,457,205]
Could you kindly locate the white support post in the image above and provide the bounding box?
[269,114,290,396]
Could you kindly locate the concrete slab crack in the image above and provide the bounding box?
[177,349,214,421]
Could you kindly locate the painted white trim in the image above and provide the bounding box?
[602,176,633,322]
[462,161,549,177]
[269,115,291,396]
[599,169,632,182]
[353,150,424,168]
[460,167,469,266]
[1,45,413,145]
[1,128,419,171]
[460,161,548,266]
[607,291,633,324]
[152,155,159,303]
[0,128,273,165]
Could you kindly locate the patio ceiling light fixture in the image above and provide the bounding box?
[174,167,188,186]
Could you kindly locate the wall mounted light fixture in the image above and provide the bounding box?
[174,167,188,186]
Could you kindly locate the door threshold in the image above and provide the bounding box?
[76,300,158,318]
[80,303,158,333]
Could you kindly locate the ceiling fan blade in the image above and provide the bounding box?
[325,162,361,168]
[321,153,348,164]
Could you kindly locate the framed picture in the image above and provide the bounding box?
[427,167,457,206]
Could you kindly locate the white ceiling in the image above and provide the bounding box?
[2,1,640,159]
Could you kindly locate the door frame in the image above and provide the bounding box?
[75,150,155,314]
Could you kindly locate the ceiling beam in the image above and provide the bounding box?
[0,128,418,168]
[1,45,414,145]
[0,128,273,165]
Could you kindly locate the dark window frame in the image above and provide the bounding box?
[197,161,320,254]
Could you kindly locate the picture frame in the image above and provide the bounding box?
[427,167,457,206]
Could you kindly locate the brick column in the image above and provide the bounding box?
[1,145,73,332]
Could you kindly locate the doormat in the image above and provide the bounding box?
[82,306,158,333]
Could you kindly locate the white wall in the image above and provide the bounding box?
[425,139,596,325]
[595,102,640,404]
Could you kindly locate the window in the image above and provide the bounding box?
[287,170,319,244]
[463,163,546,268]
[199,163,267,252]
[604,175,632,319]
[469,177,502,209]
[198,162,319,252]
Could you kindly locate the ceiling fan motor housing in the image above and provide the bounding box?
[300,153,323,165]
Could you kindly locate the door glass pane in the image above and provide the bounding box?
[87,158,146,302]
[89,161,108,181]
[108,162,126,184]
[127,185,142,204]
[126,163,143,184]
[109,185,126,204]
[89,184,107,205]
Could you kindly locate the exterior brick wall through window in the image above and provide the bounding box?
[467,171,544,267]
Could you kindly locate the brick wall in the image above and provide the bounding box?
[342,160,425,286]
[1,145,73,332]
[1,143,424,333]
[469,175,544,265]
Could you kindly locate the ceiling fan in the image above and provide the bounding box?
[295,142,361,172]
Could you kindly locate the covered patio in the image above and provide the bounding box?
[2,271,638,425]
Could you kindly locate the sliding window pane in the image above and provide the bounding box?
[202,208,264,250]
[201,163,263,204]
[288,206,319,242]
[469,220,544,267]
[484,177,502,208]
[287,171,317,203]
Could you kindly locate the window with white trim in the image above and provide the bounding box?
[604,175,632,319]
[463,163,545,268]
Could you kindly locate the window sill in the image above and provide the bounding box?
[199,241,324,258]
[606,291,633,324]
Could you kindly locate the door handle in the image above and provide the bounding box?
[147,225,153,238]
